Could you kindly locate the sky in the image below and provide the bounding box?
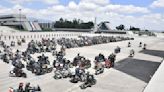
[0,0,164,31]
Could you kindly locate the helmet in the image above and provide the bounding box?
[19,82,23,87]
[26,82,30,86]
[16,50,19,52]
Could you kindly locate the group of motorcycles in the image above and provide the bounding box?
[26,54,53,75]
[0,36,134,90]
[57,36,134,49]
[52,53,97,89]
[94,53,116,75]
[128,42,147,57]
[26,38,57,54]
[0,41,28,78]
[9,82,41,92]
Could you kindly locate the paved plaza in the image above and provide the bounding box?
[0,36,164,92]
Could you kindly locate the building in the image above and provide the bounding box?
[39,22,53,29]
[0,14,41,31]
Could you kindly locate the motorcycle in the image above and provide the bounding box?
[70,70,86,83]
[95,67,104,75]
[80,75,97,89]
[14,84,41,92]
[9,68,27,78]
[95,62,104,75]
[41,64,53,73]
[22,38,26,43]
[2,54,10,63]
[82,59,91,69]
[104,59,111,68]
[129,49,135,57]
[114,47,121,53]
[17,40,22,46]
[54,70,63,79]
[11,41,15,47]
[54,69,72,79]
[128,42,131,47]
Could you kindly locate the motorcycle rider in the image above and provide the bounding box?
[85,72,94,87]
[24,82,32,92]
[3,53,9,63]
[95,53,105,63]
[129,49,135,57]
[108,53,116,67]
[15,50,22,60]
[73,53,83,66]
[60,45,66,55]
[75,66,85,79]
[143,43,147,50]
[75,66,81,78]
[18,82,24,92]
[128,42,131,47]
[139,42,142,47]
[99,53,105,62]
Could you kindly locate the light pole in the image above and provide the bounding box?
[19,9,22,31]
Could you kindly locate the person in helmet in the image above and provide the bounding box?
[98,53,105,62]
[128,42,131,47]
[15,50,22,60]
[18,82,24,92]
[73,53,82,66]
[24,82,32,92]
[60,45,66,55]
[143,43,147,50]
[139,42,142,47]
[85,72,94,86]
[108,53,116,67]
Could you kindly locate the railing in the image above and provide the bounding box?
[0,31,131,42]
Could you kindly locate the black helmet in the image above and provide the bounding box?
[77,53,80,56]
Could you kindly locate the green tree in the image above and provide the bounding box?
[116,24,125,30]
[53,18,94,29]
[129,26,140,31]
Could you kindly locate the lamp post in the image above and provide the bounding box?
[19,9,22,31]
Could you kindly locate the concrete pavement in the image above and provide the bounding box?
[0,36,164,92]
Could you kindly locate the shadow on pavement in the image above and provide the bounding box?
[140,49,164,58]
[114,58,161,83]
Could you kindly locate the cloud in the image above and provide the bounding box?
[42,0,59,5]
[7,0,59,5]
[81,0,110,6]
[68,1,78,10]
[79,1,99,11]
[104,4,150,14]
[151,0,164,8]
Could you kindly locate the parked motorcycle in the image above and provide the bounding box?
[80,75,96,89]
[9,68,27,78]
